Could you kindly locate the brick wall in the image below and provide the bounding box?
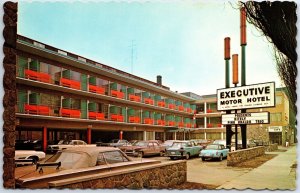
[265,143,278,152]
[227,146,265,166]
[49,161,187,189]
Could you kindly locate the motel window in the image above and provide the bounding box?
[270,113,282,122]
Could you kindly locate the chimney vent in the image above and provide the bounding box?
[157,75,162,85]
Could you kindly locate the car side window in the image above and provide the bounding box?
[72,141,77,145]
[104,151,129,164]
[96,153,106,165]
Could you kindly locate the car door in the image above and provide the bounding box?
[153,142,160,155]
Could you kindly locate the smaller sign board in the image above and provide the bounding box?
[222,112,270,125]
[268,126,282,132]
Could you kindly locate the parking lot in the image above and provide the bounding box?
[130,155,251,187]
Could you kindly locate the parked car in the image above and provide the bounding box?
[165,141,203,160]
[161,140,180,149]
[120,140,165,157]
[99,139,131,147]
[15,140,42,151]
[47,139,95,153]
[199,144,229,161]
[15,146,161,188]
[15,150,46,165]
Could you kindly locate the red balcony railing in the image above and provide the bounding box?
[186,123,192,128]
[144,118,154,125]
[88,112,105,120]
[157,101,166,107]
[157,119,165,126]
[25,69,51,83]
[178,122,184,127]
[60,108,81,118]
[88,84,105,95]
[111,90,124,99]
[186,108,192,113]
[129,94,141,102]
[111,114,124,122]
[129,116,140,123]
[168,104,176,109]
[178,106,184,111]
[167,121,175,126]
[60,78,81,90]
[207,123,213,128]
[144,98,154,105]
[24,104,50,115]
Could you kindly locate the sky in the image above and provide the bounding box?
[18,0,284,96]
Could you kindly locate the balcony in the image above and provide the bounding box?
[144,118,154,125]
[111,90,124,99]
[207,123,222,128]
[111,114,124,122]
[60,108,81,118]
[156,119,165,126]
[129,116,140,123]
[178,122,184,127]
[24,104,50,115]
[167,121,175,126]
[129,94,141,102]
[25,69,51,83]
[178,106,184,111]
[88,84,105,95]
[157,101,166,108]
[60,78,81,90]
[88,112,105,120]
[186,108,192,113]
[168,104,176,110]
[144,98,154,105]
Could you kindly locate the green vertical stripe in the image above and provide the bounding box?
[29,60,40,71]
[62,70,71,79]
[81,74,87,91]
[81,100,87,119]
[18,90,27,113]
[18,56,27,78]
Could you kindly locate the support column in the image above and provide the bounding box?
[174,132,177,140]
[43,127,47,152]
[204,117,207,128]
[183,131,185,140]
[143,131,147,140]
[119,130,123,140]
[87,127,91,144]
[221,132,224,140]
[163,132,166,141]
[153,131,156,140]
[204,131,207,140]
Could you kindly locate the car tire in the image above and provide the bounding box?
[219,154,223,161]
[185,153,190,160]
[170,157,175,160]
[28,156,38,164]
[139,151,144,158]
[201,157,205,161]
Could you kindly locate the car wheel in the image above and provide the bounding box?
[201,157,205,161]
[170,157,175,160]
[28,156,38,164]
[219,154,223,161]
[185,153,190,160]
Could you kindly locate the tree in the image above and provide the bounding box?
[241,1,297,114]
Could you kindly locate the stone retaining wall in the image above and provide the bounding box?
[227,146,265,166]
[49,161,186,189]
[265,143,278,152]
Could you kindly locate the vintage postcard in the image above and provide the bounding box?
[2,0,297,191]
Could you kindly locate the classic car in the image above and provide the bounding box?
[120,140,165,157]
[165,141,203,160]
[161,140,180,149]
[99,139,131,147]
[15,150,46,164]
[15,146,160,188]
[47,139,96,153]
[199,144,229,161]
[15,139,42,151]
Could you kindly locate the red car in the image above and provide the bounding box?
[120,140,165,157]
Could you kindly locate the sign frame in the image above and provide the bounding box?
[222,112,270,125]
[217,82,276,111]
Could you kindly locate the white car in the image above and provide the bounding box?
[47,140,96,153]
[15,150,46,164]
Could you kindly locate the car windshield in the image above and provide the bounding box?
[58,140,70,145]
[135,141,148,147]
[206,144,220,150]
[171,142,187,148]
[163,141,174,146]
